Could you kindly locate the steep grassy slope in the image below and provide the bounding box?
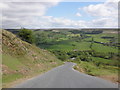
[2,30,62,88]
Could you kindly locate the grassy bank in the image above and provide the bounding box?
[73,61,118,83]
[2,30,63,88]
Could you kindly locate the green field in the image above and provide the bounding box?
[92,43,118,53]
[34,30,118,53]
[34,29,119,83]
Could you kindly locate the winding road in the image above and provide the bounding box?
[14,62,118,88]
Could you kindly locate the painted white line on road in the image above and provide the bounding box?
[71,63,98,78]
[71,63,81,73]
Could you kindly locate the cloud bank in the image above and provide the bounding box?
[1,0,118,29]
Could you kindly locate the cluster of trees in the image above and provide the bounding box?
[69,30,103,34]
[69,30,83,34]
[51,49,118,67]
[52,50,69,61]
[84,30,103,34]
[51,50,91,61]
[18,28,49,45]
[35,32,48,45]
[18,28,35,44]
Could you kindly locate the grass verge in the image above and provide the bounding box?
[73,61,118,83]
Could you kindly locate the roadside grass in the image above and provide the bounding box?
[2,73,23,83]
[2,54,63,88]
[73,60,118,83]
[2,54,26,71]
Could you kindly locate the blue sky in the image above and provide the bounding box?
[46,2,103,21]
[1,0,118,29]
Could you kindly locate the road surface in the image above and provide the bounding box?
[14,62,118,88]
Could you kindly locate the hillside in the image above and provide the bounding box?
[33,30,119,83]
[2,29,62,88]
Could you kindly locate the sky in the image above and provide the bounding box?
[0,0,119,29]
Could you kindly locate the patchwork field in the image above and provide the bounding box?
[33,29,119,83]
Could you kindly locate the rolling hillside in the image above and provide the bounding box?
[2,29,62,88]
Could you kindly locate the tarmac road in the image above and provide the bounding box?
[14,62,118,88]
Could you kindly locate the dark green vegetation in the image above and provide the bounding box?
[2,30,62,87]
[33,29,119,83]
[17,28,35,44]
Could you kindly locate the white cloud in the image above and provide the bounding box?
[1,1,61,28]
[1,2,58,17]
[83,2,118,17]
[76,12,82,17]
[2,15,88,28]
[1,0,118,29]
[2,0,62,3]
[82,0,118,28]
[91,18,118,28]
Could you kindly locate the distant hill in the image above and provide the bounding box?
[5,28,118,35]
[2,29,62,88]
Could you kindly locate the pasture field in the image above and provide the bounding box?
[34,29,119,83]
[34,30,118,54]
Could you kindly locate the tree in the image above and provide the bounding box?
[18,28,35,44]
[52,50,69,61]
[35,32,48,45]
[90,37,94,49]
